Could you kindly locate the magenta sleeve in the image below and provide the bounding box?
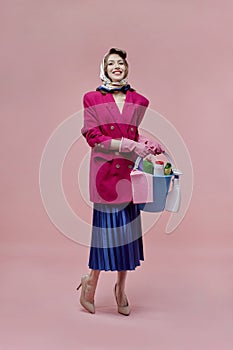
[81,93,112,151]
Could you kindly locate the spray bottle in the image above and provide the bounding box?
[165,169,182,213]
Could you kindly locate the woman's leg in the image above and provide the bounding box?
[116,271,128,306]
[85,269,100,302]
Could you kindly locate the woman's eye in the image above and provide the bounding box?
[108,62,124,66]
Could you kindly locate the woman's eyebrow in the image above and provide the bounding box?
[108,59,124,62]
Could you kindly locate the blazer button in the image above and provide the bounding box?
[128,165,133,169]
[94,143,98,146]
[115,164,120,169]
[110,125,115,130]
[130,127,134,131]
[115,151,119,155]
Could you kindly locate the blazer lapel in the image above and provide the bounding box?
[103,92,123,124]
[104,90,136,124]
[97,91,138,139]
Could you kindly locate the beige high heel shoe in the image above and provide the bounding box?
[77,275,95,314]
[114,283,130,316]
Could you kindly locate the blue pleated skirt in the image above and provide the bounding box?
[88,202,144,271]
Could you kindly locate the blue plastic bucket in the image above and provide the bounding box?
[136,157,172,213]
[138,174,172,212]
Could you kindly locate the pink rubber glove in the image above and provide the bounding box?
[120,138,151,158]
[138,135,165,155]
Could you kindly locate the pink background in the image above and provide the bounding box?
[1,1,232,349]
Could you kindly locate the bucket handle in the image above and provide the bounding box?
[133,151,175,171]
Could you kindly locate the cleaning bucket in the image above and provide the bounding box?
[130,155,173,213]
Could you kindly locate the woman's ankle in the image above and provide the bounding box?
[116,282,125,293]
[87,274,98,287]
[88,270,100,285]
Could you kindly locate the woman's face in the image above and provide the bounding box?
[106,54,127,82]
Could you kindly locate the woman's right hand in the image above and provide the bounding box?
[120,138,151,158]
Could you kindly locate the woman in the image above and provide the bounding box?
[78,48,164,316]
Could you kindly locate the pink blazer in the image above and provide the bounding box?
[81,89,149,204]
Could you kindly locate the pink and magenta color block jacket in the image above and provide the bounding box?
[81,89,149,204]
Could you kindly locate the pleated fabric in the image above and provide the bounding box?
[88,202,144,271]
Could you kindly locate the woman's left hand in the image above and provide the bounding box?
[138,135,165,155]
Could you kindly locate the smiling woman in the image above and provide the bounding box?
[78,47,164,316]
[96,48,135,95]
[104,48,128,80]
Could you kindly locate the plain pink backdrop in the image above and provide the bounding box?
[1,1,232,349]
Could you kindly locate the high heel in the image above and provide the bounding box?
[114,283,130,316]
[77,275,95,314]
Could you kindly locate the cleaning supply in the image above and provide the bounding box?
[165,169,182,212]
[164,162,172,175]
[153,161,164,176]
[143,156,154,174]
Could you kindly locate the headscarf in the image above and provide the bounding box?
[97,52,131,93]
